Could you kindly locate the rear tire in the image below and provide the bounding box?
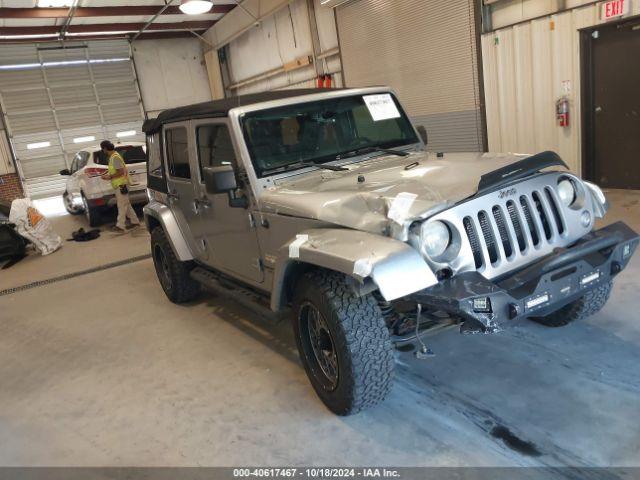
[151,226,200,303]
[81,193,102,227]
[63,192,83,215]
[292,270,394,415]
[531,281,613,327]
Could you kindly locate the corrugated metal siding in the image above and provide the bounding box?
[0,40,144,199]
[481,2,640,174]
[336,0,484,152]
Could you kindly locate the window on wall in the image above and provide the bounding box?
[196,124,235,178]
[165,127,191,179]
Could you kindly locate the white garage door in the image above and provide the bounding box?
[0,40,145,199]
[336,0,485,152]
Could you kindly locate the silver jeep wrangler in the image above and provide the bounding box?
[143,87,638,415]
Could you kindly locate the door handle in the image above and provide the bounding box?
[167,191,180,201]
[595,106,603,113]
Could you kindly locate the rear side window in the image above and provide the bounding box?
[94,146,147,165]
[147,133,167,193]
[165,127,191,180]
[196,124,235,178]
[147,134,163,178]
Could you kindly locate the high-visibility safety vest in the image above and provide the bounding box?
[107,152,130,189]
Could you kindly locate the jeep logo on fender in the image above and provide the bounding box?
[498,187,517,199]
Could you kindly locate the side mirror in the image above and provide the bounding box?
[203,166,236,195]
[59,169,71,176]
[416,125,428,145]
[203,166,249,209]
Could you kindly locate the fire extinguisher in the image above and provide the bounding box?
[556,97,569,127]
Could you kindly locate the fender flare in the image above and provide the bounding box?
[270,228,437,311]
[143,200,194,261]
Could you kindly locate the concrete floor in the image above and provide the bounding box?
[0,191,639,467]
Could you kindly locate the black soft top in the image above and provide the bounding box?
[142,89,340,134]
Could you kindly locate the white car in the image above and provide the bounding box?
[60,142,148,226]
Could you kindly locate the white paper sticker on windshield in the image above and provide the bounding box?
[363,94,401,121]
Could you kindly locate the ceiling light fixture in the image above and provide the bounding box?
[179,0,213,15]
[37,0,74,7]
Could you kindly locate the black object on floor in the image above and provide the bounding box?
[1,252,27,270]
[0,222,26,263]
[68,228,101,242]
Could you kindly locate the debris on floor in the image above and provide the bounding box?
[9,198,62,255]
[67,228,101,242]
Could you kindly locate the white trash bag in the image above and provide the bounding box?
[9,198,62,256]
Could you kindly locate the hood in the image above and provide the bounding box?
[259,151,535,234]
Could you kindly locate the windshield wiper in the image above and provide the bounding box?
[336,146,409,160]
[262,160,348,176]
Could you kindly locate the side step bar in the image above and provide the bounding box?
[190,266,285,322]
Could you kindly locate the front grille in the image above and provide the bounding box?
[463,217,484,269]
[506,200,526,252]
[462,189,564,268]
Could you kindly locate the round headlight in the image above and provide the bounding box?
[557,179,576,206]
[421,221,451,258]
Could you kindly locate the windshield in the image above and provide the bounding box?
[241,93,419,178]
[94,145,147,165]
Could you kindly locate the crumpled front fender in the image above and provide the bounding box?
[271,228,437,311]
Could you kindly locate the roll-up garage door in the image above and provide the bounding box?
[0,40,145,199]
[335,0,484,152]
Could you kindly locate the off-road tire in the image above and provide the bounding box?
[62,192,83,215]
[292,270,394,415]
[81,193,102,227]
[531,281,613,327]
[151,226,200,303]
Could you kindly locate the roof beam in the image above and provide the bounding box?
[0,5,236,19]
[0,31,199,44]
[0,21,216,36]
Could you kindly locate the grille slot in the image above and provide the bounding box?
[506,200,527,252]
[492,206,513,258]
[463,216,483,269]
[545,187,565,235]
[520,195,540,246]
[532,191,552,240]
[478,210,498,264]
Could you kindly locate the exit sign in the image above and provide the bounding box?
[601,0,631,20]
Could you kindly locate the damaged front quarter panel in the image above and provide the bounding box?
[270,228,438,311]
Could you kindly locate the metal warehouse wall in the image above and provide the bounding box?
[132,38,212,118]
[203,0,341,96]
[482,1,640,174]
[336,0,485,153]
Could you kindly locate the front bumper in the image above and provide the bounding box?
[408,221,639,332]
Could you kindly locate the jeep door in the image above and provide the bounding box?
[192,119,264,284]
[163,122,205,258]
